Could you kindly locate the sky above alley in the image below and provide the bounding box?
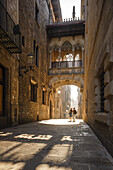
[60,0,81,100]
[60,0,81,20]
[59,0,81,101]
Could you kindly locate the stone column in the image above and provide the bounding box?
[82,47,84,67]
[72,47,75,67]
[49,48,52,68]
[59,48,61,68]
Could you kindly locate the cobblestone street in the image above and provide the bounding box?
[0,119,113,170]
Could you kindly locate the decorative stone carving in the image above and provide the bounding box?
[53,45,59,52]
[75,43,82,50]
[61,41,72,51]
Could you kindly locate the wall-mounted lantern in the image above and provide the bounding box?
[58,90,61,94]
[28,52,34,65]
[19,52,34,77]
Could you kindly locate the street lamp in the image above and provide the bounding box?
[28,52,34,65]
[58,90,61,94]
[19,52,34,77]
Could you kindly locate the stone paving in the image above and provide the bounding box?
[0,119,113,170]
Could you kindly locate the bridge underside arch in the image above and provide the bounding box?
[49,75,84,90]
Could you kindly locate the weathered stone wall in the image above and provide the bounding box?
[7,0,19,24]
[0,0,20,129]
[0,46,19,128]
[83,0,113,156]
[18,0,50,123]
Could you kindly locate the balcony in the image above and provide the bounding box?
[49,60,84,76]
[46,20,85,38]
[0,1,21,53]
[51,60,82,68]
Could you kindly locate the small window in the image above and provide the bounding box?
[35,3,39,23]
[33,40,36,56]
[22,36,25,47]
[36,46,39,67]
[42,88,46,105]
[31,83,37,102]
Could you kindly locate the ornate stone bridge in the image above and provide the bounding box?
[47,20,85,90]
[46,20,85,118]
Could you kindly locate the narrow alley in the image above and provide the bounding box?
[0,119,113,170]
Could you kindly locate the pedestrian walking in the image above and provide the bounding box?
[69,108,73,122]
[73,107,77,122]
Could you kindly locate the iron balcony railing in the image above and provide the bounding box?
[51,60,83,69]
[0,1,21,53]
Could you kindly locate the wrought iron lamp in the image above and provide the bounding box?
[19,52,34,77]
[58,90,61,94]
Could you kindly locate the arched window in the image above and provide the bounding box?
[61,41,72,61]
[75,54,80,60]
[64,54,73,61]
[53,45,59,62]
[75,43,82,50]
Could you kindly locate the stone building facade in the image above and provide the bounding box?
[18,0,62,123]
[0,0,62,128]
[83,0,113,157]
[0,0,21,128]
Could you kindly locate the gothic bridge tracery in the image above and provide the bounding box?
[46,20,85,117]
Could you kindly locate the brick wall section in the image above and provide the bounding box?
[83,0,113,156]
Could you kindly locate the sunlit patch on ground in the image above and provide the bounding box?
[0,132,13,136]
[0,162,25,170]
[0,141,47,161]
[0,120,113,170]
[36,164,72,170]
[39,119,83,125]
[61,136,73,141]
[14,134,52,140]
[43,144,73,163]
